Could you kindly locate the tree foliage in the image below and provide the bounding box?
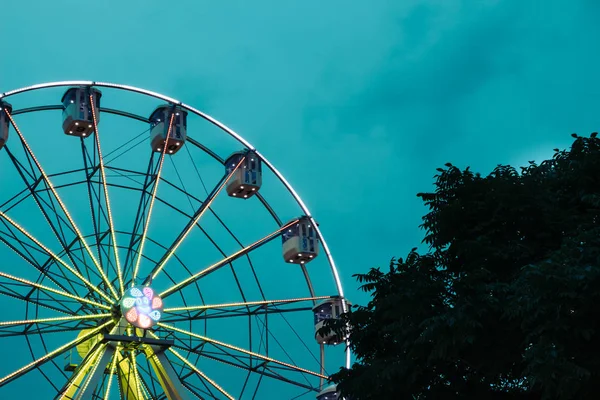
[324,133,600,399]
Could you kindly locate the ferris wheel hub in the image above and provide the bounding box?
[119,285,164,329]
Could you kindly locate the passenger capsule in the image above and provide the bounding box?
[61,87,101,137]
[0,101,12,150]
[225,150,262,199]
[149,105,187,155]
[313,297,350,345]
[282,216,318,264]
[316,385,341,400]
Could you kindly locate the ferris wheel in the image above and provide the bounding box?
[0,81,350,400]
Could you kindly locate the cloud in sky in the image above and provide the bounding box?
[0,0,599,396]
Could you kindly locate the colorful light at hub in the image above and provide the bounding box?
[120,286,164,329]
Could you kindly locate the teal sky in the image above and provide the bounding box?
[0,0,599,398]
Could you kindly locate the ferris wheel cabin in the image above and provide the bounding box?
[282,216,319,264]
[313,297,350,345]
[224,150,262,198]
[0,101,12,150]
[61,87,102,137]
[317,385,341,400]
[149,105,188,154]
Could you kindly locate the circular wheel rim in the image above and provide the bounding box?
[0,81,350,399]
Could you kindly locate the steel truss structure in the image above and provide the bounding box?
[0,82,349,399]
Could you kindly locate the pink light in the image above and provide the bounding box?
[126,308,138,323]
[143,287,154,299]
[152,297,163,309]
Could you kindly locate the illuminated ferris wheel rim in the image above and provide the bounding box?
[0,79,350,366]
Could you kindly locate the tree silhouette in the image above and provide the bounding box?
[324,133,600,399]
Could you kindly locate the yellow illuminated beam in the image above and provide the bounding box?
[0,271,111,311]
[0,210,114,304]
[131,113,174,285]
[78,344,107,395]
[91,95,124,296]
[160,219,298,298]
[130,352,145,400]
[163,295,334,313]
[5,109,119,301]
[115,349,141,400]
[0,320,113,386]
[0,313,110,327]
[158,322,326,379]
[103,346,120,400]
[146,331,234,399]
[150,156,246,281]
[169,348,234,400]
[60,343,107,399]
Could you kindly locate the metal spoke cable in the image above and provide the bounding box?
[270,304,325,374]
[105,134,150,165]
[103,127,150,159]
[185,144,209,196]
[169,156,196,214]
[254,315,314,387]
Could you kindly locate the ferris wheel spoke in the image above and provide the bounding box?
[90,97,124,296]
[0,320,112,387]
[121,153,158,284]
[0,270,111,311]
[158,323,326,381]
[131,114,175,286]
[4,110,119,301]
[102,344,120,400]
[129,352,145,399]
[0,324,96,339]
[58,342,108,399]
[176,361,223,399]
[167,347,235,400]
[161,296,334,322]
[2,146,87,283]
[160,219,299,299]
[177,343,318,393]
[115,348,145,400]
[0,286,79,316]
[0,219,84,298]
[0,211,114,304]
[147,156,246,283]
[0,314,109,327]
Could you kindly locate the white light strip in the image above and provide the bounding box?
[1,81,93,98]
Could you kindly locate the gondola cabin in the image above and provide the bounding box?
[224,150,262,198]
[313,297,350,345]
[0,102,11,150]
[316,385,340,400]
[149,105,187,155]
[282,217,319,264]
[61,87,102,137]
